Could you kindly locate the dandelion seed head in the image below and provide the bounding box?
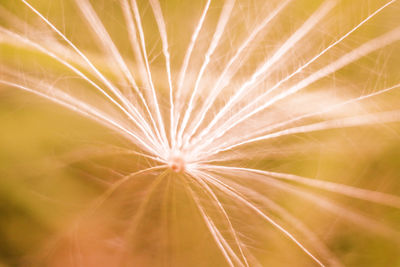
[1,0,400,266]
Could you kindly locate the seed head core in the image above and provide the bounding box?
[168,152,186,173]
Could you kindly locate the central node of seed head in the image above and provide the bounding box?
[168,151,186,173]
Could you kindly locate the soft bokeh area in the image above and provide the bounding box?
[1,0,400,266]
